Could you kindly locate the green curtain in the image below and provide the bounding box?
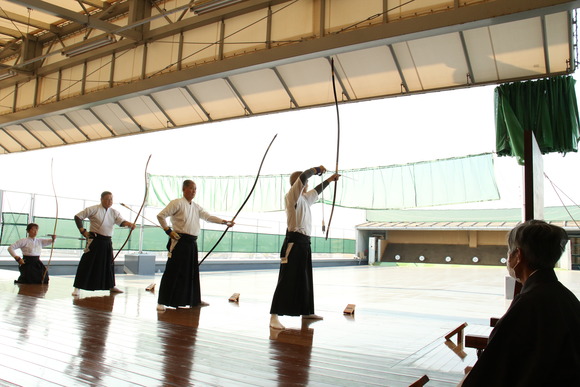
[496,76,580,164]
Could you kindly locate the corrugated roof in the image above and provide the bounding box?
[359,206,580,230]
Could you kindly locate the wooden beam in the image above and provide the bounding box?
[5,0,140,40]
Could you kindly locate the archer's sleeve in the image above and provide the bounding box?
[157,200,177,229]
[111,208,125,226]
[287,168,317,206]
[197,204,224,224]
[75,205,94,221]
[40,238,54,247]
[7,239,25,258]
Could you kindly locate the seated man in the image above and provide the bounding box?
[461,220,580,386]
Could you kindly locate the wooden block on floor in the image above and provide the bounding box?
[229,293,240,302]
[444,322,467,343]
[465,334,488,350]
[409,374,429,386]
[343,304,355,314]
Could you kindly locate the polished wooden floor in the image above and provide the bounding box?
[2,265,580,386]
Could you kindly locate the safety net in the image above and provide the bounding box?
[147,153,499,211]
[0,220,354,254]
[495,75,580,164]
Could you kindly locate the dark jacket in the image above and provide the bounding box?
[463,269,580,386]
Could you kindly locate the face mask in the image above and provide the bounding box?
[507,250,519,280]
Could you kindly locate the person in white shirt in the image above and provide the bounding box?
[270,165,339,330]
[8,223,55,284]
[156,179,234,311]
[72,191,135,296]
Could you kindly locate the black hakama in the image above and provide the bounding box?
[73,234,115,290]
[158,234,201,307]
[270,231,314,316]
[15,255,49,284]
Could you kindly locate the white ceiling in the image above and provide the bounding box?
[0,0,578,154]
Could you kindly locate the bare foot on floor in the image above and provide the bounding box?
[270,314,285,330]
[302,314,323,320]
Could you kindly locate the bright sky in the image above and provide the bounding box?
[1,81,579,235]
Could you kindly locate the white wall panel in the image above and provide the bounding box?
[146,38,180,76]
[270,1,315,42]
[181,23,222,67]
[114,47,145,84]
[85,56,113,93]
[223,9,268,58]
[15,78,36,110]
[59,64,84,100]
[325,0,383,32]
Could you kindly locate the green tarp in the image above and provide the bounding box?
[496,76,580,164]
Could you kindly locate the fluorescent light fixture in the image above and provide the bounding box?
[63,34,116,57]
[191,0,243,15]
[0,70,15,81]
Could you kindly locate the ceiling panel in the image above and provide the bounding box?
[228,69,294,113]
[25,120,66,146]
[392,41,426,92]
[121,96,167,131]
[335,46,402,99]
[490,18,547,79]
[43,115,88,143]
[0,128,23,152]
[277,58,336,106]
[0,0,577,154]
[91,104,140,135]
[407,33,469,89]
[66,111,108,140]
[463,27,499,83]
[187,80,246,120]
[5,124,43,149]
[545,12,572,72]
[151,88,209,126]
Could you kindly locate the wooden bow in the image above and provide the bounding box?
[42,158,58,283]
[114,155,152,260]
[325,57,340,240]
[199,134,277,265]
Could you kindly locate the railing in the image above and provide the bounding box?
[0,189,355,259]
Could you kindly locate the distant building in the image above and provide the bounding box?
[356,207,580,270]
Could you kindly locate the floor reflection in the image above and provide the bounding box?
[269,320,315,386]
[69,294,117,384]
[14,284,48,342]
[157,308,201,385]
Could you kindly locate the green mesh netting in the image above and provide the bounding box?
[1,218,354,254]
[147,153,499,211]
[0,212,28,246]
